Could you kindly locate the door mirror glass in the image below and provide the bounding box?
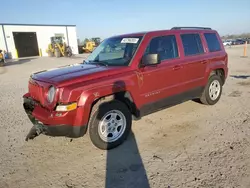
[142,54,160,66]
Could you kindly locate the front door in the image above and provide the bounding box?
[138,34,186,115]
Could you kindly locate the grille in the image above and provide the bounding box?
[28,80,44,103]
[28,78,56,110]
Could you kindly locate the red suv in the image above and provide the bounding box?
[23,27,228,150]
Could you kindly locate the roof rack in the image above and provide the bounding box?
[171,27,212,30]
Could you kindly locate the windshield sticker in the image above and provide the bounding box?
[121,38,139,44]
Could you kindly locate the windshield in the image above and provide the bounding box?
[85,36,143,66]
[51,37,63,44]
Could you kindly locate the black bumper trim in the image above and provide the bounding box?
[28,117,87,138]
[42,123,87,138]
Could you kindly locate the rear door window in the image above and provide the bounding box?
[181,34,204,56]
[144,35,179,61]
[204,33,222,52]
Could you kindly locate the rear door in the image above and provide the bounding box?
[179,33,207,90]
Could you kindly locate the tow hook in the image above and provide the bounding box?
[25,124,44,141]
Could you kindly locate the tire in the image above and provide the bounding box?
[55,48,61,58]
[200,74,223,105]
[67,51,72,57]
[66,47,72,57]
[0,61,4,67]
[88,100,132,150]
[48,51,53,57]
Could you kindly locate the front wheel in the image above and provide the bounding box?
[88,100,132,150]
[55,48,61,58]
[66,47,73,57]
[0,60,4,67]
[200,74,223,105]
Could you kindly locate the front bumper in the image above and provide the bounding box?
[23,97,87,138]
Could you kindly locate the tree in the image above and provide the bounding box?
[222,33,250,39]
[83,38,90,45]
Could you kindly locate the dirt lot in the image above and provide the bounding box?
[0,45,250,188]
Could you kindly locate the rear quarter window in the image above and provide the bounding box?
[204,33,222,52]
[181,34,204,56]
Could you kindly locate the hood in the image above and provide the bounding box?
[31,63,128,87]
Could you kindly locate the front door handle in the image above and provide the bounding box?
[173,65,182,70]
[201,60,208,64]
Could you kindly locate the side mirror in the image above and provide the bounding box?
[141,54,160,67]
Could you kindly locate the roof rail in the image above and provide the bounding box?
[171,27,212,30]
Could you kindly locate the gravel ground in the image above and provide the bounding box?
[0,45,250,188]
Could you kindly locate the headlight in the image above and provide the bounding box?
[56,102,77,112]
[47,86,56,103]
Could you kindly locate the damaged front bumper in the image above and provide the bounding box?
[23,96,87,140]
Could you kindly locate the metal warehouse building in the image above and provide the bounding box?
[0,23,79,59]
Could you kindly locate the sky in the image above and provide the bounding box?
[1,0,250,40]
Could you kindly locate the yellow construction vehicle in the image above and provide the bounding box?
[46,36,72,57]
[82,37,101,53]
[82,41,96,53]
[0,49,5,67]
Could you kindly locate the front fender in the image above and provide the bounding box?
[78,84,116,106]
[77,80,138,126]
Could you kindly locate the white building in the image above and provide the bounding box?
[0,23,79,59]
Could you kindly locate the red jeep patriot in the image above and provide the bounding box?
[23,27,228,150]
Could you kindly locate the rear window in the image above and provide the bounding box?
[204,33,222,52]
[181,34,204,56]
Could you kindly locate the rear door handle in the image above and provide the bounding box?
[173,65,182,70]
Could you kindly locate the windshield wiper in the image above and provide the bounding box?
[85,60,108,67]
[95,61,108,67]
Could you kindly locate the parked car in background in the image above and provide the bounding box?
[232,39,245,45]
[223,40,232,46]
[243,38,250,44]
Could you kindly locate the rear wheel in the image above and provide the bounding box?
[200,74,223,105]
[88,100,132,150]
[66,47,72,57]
